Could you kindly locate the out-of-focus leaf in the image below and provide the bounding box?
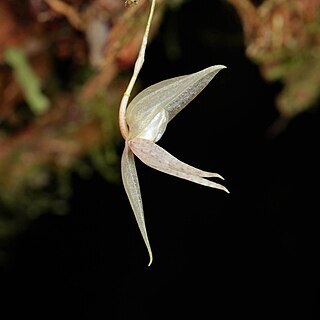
[4,47,50,115]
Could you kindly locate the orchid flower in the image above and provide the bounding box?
[119,1,229,266]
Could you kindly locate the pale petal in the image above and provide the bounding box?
[129,138,229,193]
[121,142,153,266]
[126,65,226,140]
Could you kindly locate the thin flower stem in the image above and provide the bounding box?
[119,0,156,139]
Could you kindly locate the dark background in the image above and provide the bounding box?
[1,1,318,319]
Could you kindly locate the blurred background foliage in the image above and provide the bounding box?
[0,0,172,250]
[0,0,320,255]
[227,0,320,119]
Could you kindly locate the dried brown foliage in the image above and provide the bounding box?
[227,0,320,118]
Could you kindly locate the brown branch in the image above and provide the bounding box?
[45,0,84,30]
[80,0,149,99]
[81,0,166,100]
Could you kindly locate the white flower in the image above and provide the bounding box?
[120,65,229,265]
